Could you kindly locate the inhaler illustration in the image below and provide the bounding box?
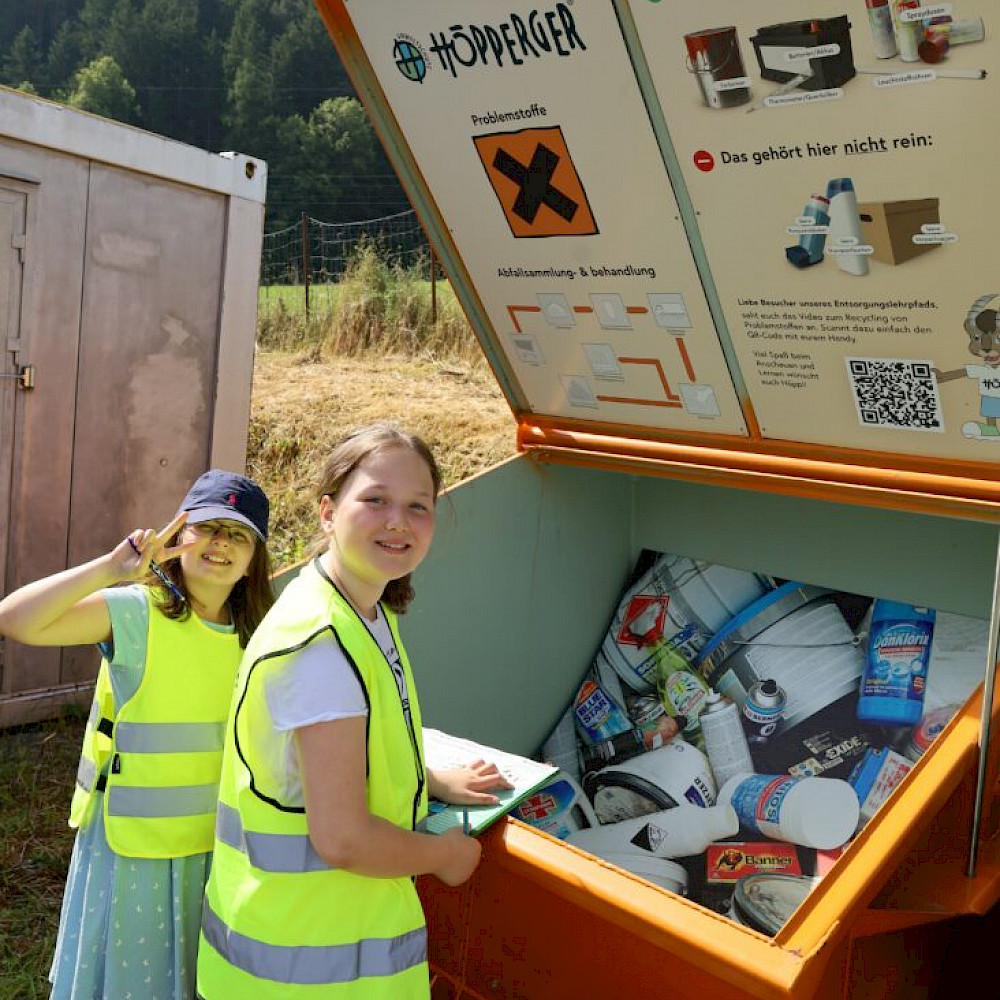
[786,193,830,268]
[825,178,869,276]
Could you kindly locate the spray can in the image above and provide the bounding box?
[656,645,712,744]
[786,194,830,269]
[857,600,935,726]
[825,178,869,277]
[742,678,787,741]
[700,692,755,786]
[720,773,860,850]
[866,0,898,58]
[890,0,923,62]
[580,716,687,774]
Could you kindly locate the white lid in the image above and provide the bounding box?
[601,852,688,893]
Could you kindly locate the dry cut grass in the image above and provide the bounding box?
[249,349,517,567]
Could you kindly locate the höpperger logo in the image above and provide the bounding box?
[393,34,430,83]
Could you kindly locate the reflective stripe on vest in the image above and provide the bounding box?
[215,802,330,873]
[76,755,98,792]
[201,898,427,986]
[107,783,219,818]
[114,721,225,754]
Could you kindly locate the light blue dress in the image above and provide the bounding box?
[49,587,234,1000]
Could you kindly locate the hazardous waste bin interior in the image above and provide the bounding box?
[506,549,986,936]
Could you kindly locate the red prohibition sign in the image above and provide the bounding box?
[693,150,715,172]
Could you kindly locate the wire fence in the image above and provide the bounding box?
[259,209,438,319]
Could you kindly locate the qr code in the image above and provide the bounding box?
[845,358,944,432]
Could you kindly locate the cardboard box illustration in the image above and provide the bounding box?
[857,198,941,265]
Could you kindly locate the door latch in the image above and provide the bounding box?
[0,364,34,390]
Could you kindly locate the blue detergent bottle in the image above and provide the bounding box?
[857,600,935,726]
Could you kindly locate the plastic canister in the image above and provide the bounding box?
[729,874,818,936]
[857,600,935,727]
[598,553,770,695]
[657,646,712,742]
[720,772,860,850]
[825,177,870,277]
[683,27,752,109]
[573,677,631,745]
[565,802,739,860]
[509,774,599,840]
[583,740,716,824]
[696,582,865,733]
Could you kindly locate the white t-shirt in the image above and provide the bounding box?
[263,605,407,805]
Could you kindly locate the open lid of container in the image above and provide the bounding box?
[312,0,1000,525]
[312,0,1000,981]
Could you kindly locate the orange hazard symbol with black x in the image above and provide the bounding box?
[473,126,599,239]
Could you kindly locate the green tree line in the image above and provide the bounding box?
[0,0,410,229]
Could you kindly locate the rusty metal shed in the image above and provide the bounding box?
[0,85,266,727]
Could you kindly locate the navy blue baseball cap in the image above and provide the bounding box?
[178,469,269,541]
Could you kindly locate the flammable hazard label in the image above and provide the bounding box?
[706,842,802,883]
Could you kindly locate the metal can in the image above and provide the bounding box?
[742,678,787,741]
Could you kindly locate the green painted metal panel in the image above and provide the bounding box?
[632,476,997,619]
[402,456,634,755]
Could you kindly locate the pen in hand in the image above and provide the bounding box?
[462,808,470,835]
[127,537,186,604]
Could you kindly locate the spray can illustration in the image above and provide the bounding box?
[866,0,898,58]
[786,193,830,269]
[826,177,869,277]
[857,600,935,727]
[890,0,923,62]
[742,678,787,741]
[700,692,755,786]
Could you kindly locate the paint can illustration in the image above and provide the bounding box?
[599,553,770,694]
[696,582,865,733]
[684,27,752,109]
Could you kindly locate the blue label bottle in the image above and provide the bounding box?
[857,600,935,726]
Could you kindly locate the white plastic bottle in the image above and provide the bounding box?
[565,801,739,859]
[720,773,859,851]
[825,177,869,277]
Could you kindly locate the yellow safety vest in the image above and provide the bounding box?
[198,559,430,1000]
[69,587,241,858]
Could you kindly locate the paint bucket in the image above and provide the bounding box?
[696,582,865,733]
[591,852,689,896]
[597,552,770,695]
[684,27,752,109]
[728,874,818,936]
[582,739,716,824]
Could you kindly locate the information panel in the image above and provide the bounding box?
[342,0,749,435]
[629,0,999,459]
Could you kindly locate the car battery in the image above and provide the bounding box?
[750,17,856,91]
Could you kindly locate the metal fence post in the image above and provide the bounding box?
[301,213,311,322]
